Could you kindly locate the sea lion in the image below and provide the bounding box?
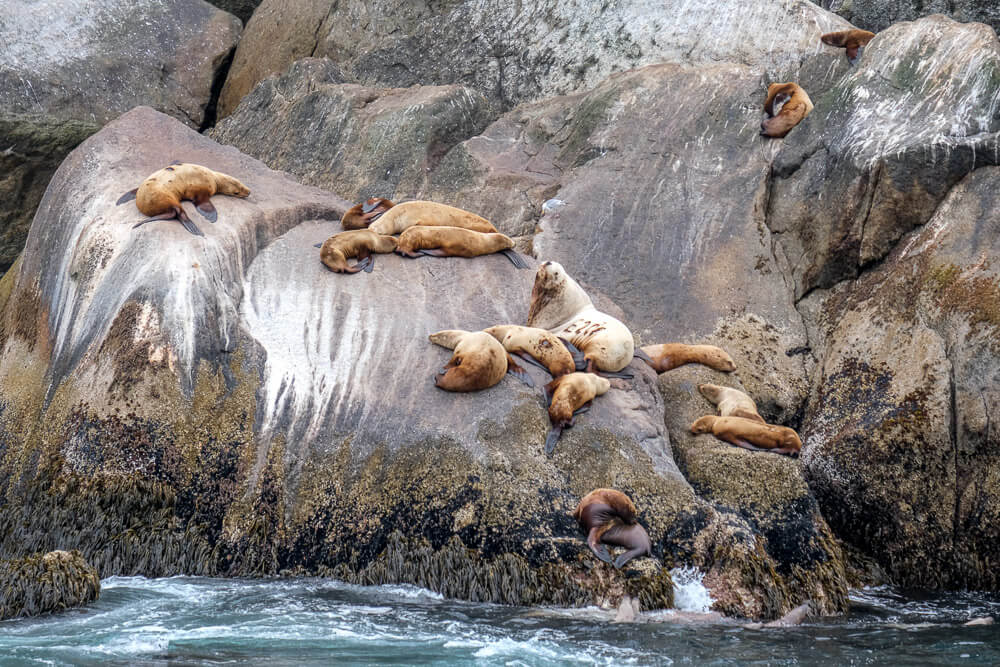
[543,372,610,453]
[341,197,394,230]
[698,383,765,423]
[760,83,814,139]
[116,162,250,237]
[527,261,636,377]
[318,230,398,274]
[690,415,802,456]
[821,29,876,65]
[429,329,533,391]
[395,226,528,268]
[484,325,580,378]
[639,343,736,374]
[573,488,653,569]
[368,200,499,236]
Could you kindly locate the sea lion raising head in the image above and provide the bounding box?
[484,325,581,378]
[639,343,736,374]
[116,162,250,237]
[821,29,876,66]
[760,83,814,139]
[698,383,764,423]
[341,197,395,230]
[573,488,653,568]
[543,371,610,454]
[395,226,528,268]
[690,415,801,456]
[368,200,499,236]
[318,230,398,274]
[429,329,533,391]
[527,261,636,377]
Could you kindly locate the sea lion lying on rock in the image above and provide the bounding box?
[573,488,652,568]
[429,329,533,391]
[395,226,528,268]
[484,325,581,378]
[698,383,765,423]
[346,199,499,236]
[690,415,802,456]
[317,230,398,274]
[543,372,610,453]
[639,344,736,373]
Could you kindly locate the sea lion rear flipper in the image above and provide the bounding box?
[771,447,800,457]
[418,249,449,257]
[516,352,550,373]
[362,255,375,273]
[559,338,587,371]
[133,212,177,228]
[572,401,592,417]
[544,426,563,455]
[179,217,206,237]
[194,196,218,223]
[599,369,634,380]
[116,189,138,205]
[586,528,614,564]
[500,249,528,269]
[634,348,655,366]
[313,242,323,248]
[506,355,534,388]
[612,547,648,569]
[728,437,765,452]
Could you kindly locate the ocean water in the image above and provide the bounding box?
[1,574,997,666]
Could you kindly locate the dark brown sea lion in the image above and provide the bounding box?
[369,200,499,235]
[690,415,801,456]
[116,162,250,237]
[318,230,398,274]
[573,488,653,568]
[639,343,736,373]
[543,371,610,454]
[395,226,527,268]
[698,383,765,423]
[341,197,395,230]
[821,29,876,65]
[429,329,533,391]
[760,83,814,138]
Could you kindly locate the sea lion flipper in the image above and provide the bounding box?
[516,352,550,373]
[634,348,655,366]
[599,369,634,380]
[612,547,647,569]
[418,249,448,257]
[179,217,205,237]
[728,437,765,452]
[362,255,375,273]
[559,338,588,371]
[586,528,614,564]
[544,426,562,455]
[133,212,177,228]
[116,189,138,205]
[195,196,218,223]
[573,401,592,417]
[313,242,323,248]
[500,249,528,269]
[506,355,534,388]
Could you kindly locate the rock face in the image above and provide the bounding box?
[0,550,100,620]
[218,0,850,117]
[0,107,847,619]
[207,0,262,25]
[821,1,1000,38]
[0,0,242,275]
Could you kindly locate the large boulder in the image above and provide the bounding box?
[0,107,847,619]
[800,165,1000,590]
[218,0,851,117]
[821,1,1000,38]
[0,550,100,620]
[768,15,1000,298]
[0,0,242,275]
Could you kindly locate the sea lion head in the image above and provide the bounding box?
[780,428,803,452]
[216,176,251,198]
[698,383,724,403]
[689,415,716,434]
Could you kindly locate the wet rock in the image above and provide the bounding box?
[820,1,1000,39]
[768,15,1000,298]
[218,0,851,117]
[0,550,100,620]
[207,0,262,25]
[0,108,844,618]
[800,166,1000,590]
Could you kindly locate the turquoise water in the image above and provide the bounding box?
[1,576,997,666]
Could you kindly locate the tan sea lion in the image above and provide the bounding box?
[573,488,652,569]
[543,372,610,453]
[639,344,736,374]
[698,383,765,423]
[484,325,580,378]
[341,197,395,230]
[760,83,814,138]
[821,29,876,65]
[395,226,527,268]
[527,261,637,377]
[318,230,397,274]
[690,415,801,456]
[369,200,499,236]
[116,162,250,237]
[429,329,533,391]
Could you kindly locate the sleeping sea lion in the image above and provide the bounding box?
[698,383,764,423]
[527,261,636,377]
[690,415,801,456]
[821,29,876,65]
[639,344,736,373]
[395,226,528,268]
[484,325,579,378]
[341,197,394,230]
[116,162,250,237]
[760,83,814,139]
[573,488,652,569]
[318,230,398,274]
[543,372,610,454]
[429,329,533,391]
[368,200,499,236]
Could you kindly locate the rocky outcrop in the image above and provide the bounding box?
[0,107,848,619]
[821,2,1000,39]
[218,0,851,117]
[769,15,1000,298]
[0,550,100,620]
[800,165,1000,590]
[207,0,263,25]
[0,0,242,275]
